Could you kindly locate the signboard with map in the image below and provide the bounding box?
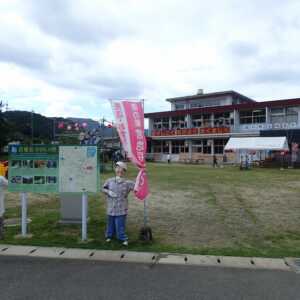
[59,146,99,193]
[8,145,59,193]
[8,145,99,193]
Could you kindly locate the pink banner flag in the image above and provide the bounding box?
[110,100,149,200]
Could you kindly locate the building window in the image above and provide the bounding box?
[153,117,169,130]
[192,139,215,154]
[172,140,188,154]
[239,111,252,124]
[214,112,233,127]
[191,103,202,108]
[286,107,298,123]
[253,109,266,123]
[190,99,223,108]
[192,115,202,127]
[270,107,299,124]
[203,140,212,154]
[153,141,162,153]
[171,116,187,129]
[270,108,285,124]
[240,109,266,124]
[192,140,203,153]
[153,141,170,153]
[175,103,185,110]
[214,139,227,154]
[162,141,169,153]
[153,118,160,130]
[191,114,211,127]
[203,114,211,127]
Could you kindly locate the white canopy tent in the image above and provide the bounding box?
[224,137,289,151]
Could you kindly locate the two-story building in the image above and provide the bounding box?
[145,90,300,163]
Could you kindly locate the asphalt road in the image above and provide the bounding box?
[0,256,299,300]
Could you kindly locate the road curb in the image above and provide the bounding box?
[0,244,298,272]
[284,258,300,273]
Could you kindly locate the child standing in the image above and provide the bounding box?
[102,162,135,246]
[167,153,171,164]
[213,154,218,168]
[0,175,8,240]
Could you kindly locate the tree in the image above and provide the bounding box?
[0,101,9,151]
[3,110,54,144]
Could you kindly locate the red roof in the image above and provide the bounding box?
[145,98,300,118]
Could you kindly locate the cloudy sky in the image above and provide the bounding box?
[1,0,300,121]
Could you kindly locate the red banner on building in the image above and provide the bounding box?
[110,100,149,200]
[152,127,230,136]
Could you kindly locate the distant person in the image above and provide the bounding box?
[240,155,245,170]
[112,152,116,163]
[222,153,227,168]
[213,155,218,168]
[112,151,120,164]
[0,175,8,240]
[102,161,135,246]
[167,153,171,164]
[245,154,249,169]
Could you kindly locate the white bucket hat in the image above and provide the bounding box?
[115,161,127,171]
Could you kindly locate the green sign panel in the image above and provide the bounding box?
[8,145,59,193]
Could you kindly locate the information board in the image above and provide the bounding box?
[59,146,99,193]
[8,145,59,193]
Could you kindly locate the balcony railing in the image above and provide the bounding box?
[233,122,299,132]
[150,121,300,137]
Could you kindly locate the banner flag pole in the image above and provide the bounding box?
[142,99,148,228]
[110,98,152,241]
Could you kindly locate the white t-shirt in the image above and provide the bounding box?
[0,176,8,217]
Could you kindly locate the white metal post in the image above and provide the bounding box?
[81,192,88,241]
[21,192,27,236]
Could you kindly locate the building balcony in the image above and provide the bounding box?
[149,121,300,138]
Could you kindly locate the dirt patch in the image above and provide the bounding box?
[128,179,300,249]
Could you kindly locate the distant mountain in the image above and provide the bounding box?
[3,110,54,143]
[1,110,149,149]
[2,111,100,144]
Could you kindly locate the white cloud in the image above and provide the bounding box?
[1,0,300,120]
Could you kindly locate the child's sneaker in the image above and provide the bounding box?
[122,240,128,246]
[106,238,111,243]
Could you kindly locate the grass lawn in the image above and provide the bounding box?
[1,162,300,258]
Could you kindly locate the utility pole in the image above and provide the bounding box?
[99,117,105,172]
[31,110,34,144]
[102,117,105,169]
[53,118,56,141]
